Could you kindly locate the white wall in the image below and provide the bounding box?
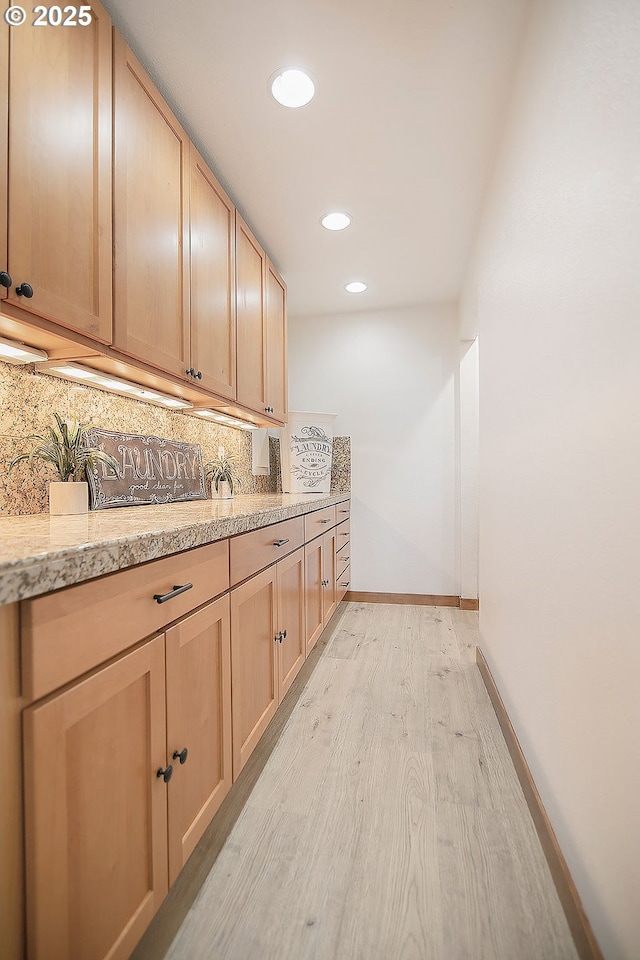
[460,2,640,957]
[288,305,458,596]
[458,338,479,601]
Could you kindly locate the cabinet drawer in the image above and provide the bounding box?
[336,564,351,604]
[336,548,351,582]
[335,518,350,549]
[304,505,337,541]
[335,500,351,520]
[230,516,304,587]
[21,540,230,701]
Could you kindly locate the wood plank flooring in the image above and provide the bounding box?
[133,603,578,960]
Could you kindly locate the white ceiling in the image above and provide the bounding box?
[101,0,530,319]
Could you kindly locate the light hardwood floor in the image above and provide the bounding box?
[133,603,578,960]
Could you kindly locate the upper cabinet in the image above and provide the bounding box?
[112,34,190,378]
[265,260,287,423]
[1,2,113,341]
[189,146,236,399]
[236,216,288,423]
[235,213,267,414]
[1,19,287,424]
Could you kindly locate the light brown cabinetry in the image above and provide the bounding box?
[23,635,169,960]
[230,564,278,779]
[112,34,190,377]
[23,591,233,960]
[230,544,306,778]
[1,2,113,341]
[235,216,288,422]
[265,260,287,422]
[235,213,267,414]
[189,145,236,397]
[165,594,232,884]
[304,528,337,655]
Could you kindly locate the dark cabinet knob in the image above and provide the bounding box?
[172,747,188,765]
[157,764,173,783]
[322,579,329,587]
[264,406,274,414]
[16,282,34,298]
[274,632,282,644]
[0,271,12,289]
[186,367,194,377]
[281,629,287,639]
[196,370,202,380]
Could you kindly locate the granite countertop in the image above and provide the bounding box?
[0,492,350,606]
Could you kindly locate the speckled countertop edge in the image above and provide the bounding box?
[0,492,350,606]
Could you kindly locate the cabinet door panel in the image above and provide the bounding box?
[305,538,324,655]
[23,636,168,960]
[235,214,266,413]
[165,595,232,884]
[6,1,112,339]
[322,529,338,623]
[265,261,287,423]
[277,548,305,698]
[113,34,189,377]
[230,567,277,779]
[1,21,8,303]
[190,146,236,398]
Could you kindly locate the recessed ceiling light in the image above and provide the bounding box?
[321,212,351,231]
[271,69,315,108]
[345,281,367,294]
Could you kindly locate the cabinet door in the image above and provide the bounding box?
[165,594,232,885]
[1,20,8,303]
[265,261,287,423]
[113,34,190,377]
[190,145,236,398]
[305,537,324,655]
[236,213,266,414]
[23,636,168,960]
[277,547,305,699]
[5,1,112,340]
[322,528,338,623]
[230,566,278,779]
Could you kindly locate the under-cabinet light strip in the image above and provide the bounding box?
[38,362,193,410]
[0,335,48,364]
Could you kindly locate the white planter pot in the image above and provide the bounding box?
[213,480,234,500]
[49,481,89,516]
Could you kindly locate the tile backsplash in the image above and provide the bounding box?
[0,361,350,516]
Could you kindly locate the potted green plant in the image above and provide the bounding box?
[9,412,119,515]
[204,451,242,500]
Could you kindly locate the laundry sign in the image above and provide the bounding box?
[281,413,336,494]
[84,428,206,509]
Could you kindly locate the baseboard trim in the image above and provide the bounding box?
[460,598,480,611]
[476,647,603,960]
[344,591,459,607]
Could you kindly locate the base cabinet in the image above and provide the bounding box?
[230,546,306,779]
[17,502,349,959]
[23,595,233,960]
[165,594,232,885]
[23,636,169,960]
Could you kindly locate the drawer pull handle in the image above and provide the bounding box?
[340,532,349,536]
[172,747,189,765]
[273,538,290,547]
[157,765,173,783]
[340,509,349,513]
[320,518,331,524]
[153,582,193,604]
[340,581,350,588]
